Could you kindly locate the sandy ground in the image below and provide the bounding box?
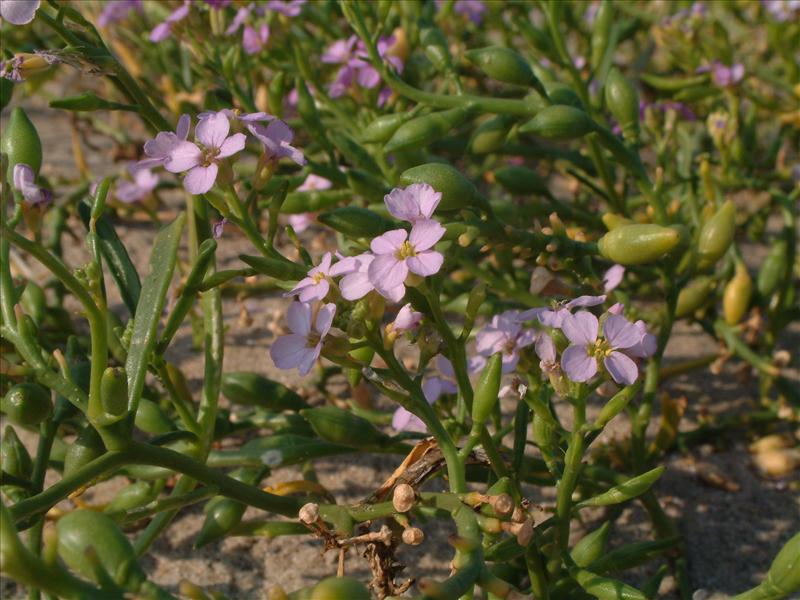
[1,91,799,600]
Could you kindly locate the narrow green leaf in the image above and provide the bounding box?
[126,213,186,414]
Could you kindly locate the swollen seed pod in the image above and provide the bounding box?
[571,522,611,568]
[420,27,453,72]
[399,163,482,211]
[317,206,394,238]
[134,398,174,435]
[1,106,42,179]
[592,383,641,431]
[675,276,714,318]
[392,483,416,513]
[577,467,665,508]
[590,0,613,71]
[471,353,503,431]
[195,497,247,547]
[402,527,424,545]
[697,200,736,269]
[519,105,597,140]
[64,425,105,477]
[299,406,389,448]
[100,367,128,417]
[597,224,680,265]
[605,68,640,143]
[465,46,544,93]
[384,106,471,153]
[761,531,800,596]
[493,165,550,196]
[723,262,752,325]
[104,481,155,515]
[0,425,32,482]
[572,568,648,600]
[361,113,416,144]
[469,115,515,154]
[56,509,147,590]
[310,576,371,600]
[2,383,52,426]
[756,239,788,299]
[221,372,306,411]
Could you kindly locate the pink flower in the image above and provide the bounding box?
[476,310,536,373]
[247,119,306,166]
[225,6,251,34]
[136,114,191,171]
[534,332,559,374]
[150,1,190,42]
[165,111,246,195]
[287,213,315,233]
[285,252,355,303]
[298,174,332,192]
[12,164,51,205]
[561,312,643,385]
[368,221,445,301]
[340,253,388,301]
[266,0,306,16]
[391,406,427,432]
[390,303,423,333]
[384,183,441,224]
[519,294,607,328]
[627,320,657,358]
[98,0,141,27]
[603,265,625,293]
[453,0,487,23]
[270,302,335,375]
[0,0,40,25]
[322,34,402,99]
[421,355,485,403]
[116,164,158,203]
[243,24,269,54]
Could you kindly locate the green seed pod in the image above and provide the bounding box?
[756,238,788,299]
[100,367,128,417]
[519,105,596,140]
[239,254,308,280]
[577,467,665,508]
[696,200,735,269]
[2,383,52,426]
[590,0,613,71]
[362,113,416,144]
[299,406,389,449]
[761,531,800,597]
[572,567,648,600]
[0,425,32,481]
[56,509,146,590]
[399,163,482,211]
[346,344,374,387]
[469,115,515,154]
[268,71,286,118]
[722,262,752,325]
[134,398,174,435]
[310,576,370,600]
[592,383,641,431]
[1,106,43,179]
[384,107,471,153]
[675,276,713,318]
[196,497,247,548]
[493,165,549,196]
[420,27,453,72]
[20,281,46,326]
[104,481,155,515]
[571,522,610,568]
[543,81,584,109]
[597,224,681,265]
[587,537,680,574]
[532,412,556,453]
[317,206,394,238]
[471,353,503,431]
[465,46,545,94]
[605,68,640,143]
[221,372,306,411]
[64,425,105,477]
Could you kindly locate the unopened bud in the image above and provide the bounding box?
[392,483,416,513]
[402,527,424,545]
[298,502,319,525]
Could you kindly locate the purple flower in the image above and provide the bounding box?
[762,0,800,21]
[368,221,445,301]
[561,311,643,385]
[627,320,657,359]
[697,62,744,87]
[150,1,190,43]
[603,265,625,293]
[243,24,269,54]
[12,164,51,205]
[285,252,355,303]
[384,183,441,224]
[136,114,191,171]
[247,119,306,166]
[476,310,537,373]
[165,111,246,195]
[266,0,306,16]
[116,164,158,203]
[453,0,487,24]
[270,302,335,375]
[534,332,559,374]
[97,0,142,27]
[205,0,230,7]
[520,294,607,329]
[323,35,403,99]
[339,253,391,301]
[391,303,423,333]
[0,0,40,25]
[212,218,229,239]
[225,6,251,34]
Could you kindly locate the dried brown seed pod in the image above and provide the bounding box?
[489,493,514,518]
[299,502,320,525]
[402,527,424,546]
[511,506,528,523]
[392,483,416,513]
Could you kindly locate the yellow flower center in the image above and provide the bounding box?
[588,339,612,359]
[396,240,417,260]
[312,272,325,284]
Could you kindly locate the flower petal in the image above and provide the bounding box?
[407,251,443,277]
[340,271,374,301]
[538,308,568,328]
[368,254,409,292]
[566,294,606,309]
[409,219,445,251]
[370,229,407,255]
[603,265,625,292]
[1,0,40,25]
[298,280,328,303]
[183,163,219,195]
[164,141,202,173]
[561,345,597,382]
[603,314,642,350]
[604,351,638,385]
[297,344,320,376]
[270,334,311,370]
[562,311,598,345]
[535,332,557,364]
[384,187,418,222]
[286,301,312,336]
[217,133,247,158]
[196,111,230,149]
[315,303,336,337]
[176,114,191,140]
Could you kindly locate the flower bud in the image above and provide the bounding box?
[64,425,105,477]
[519,105,597,140]
[100,367,128,417]
[361,113,414,144]
[471,353,503,431]
[1,107,42,180]
[697,200,736,269]
[399,163,483,211]
[605,68,640,143]
[2,382,52,426]
[756,238,788,299]
[722,262,752,325]
[392,483,416,513]
[675,276,713,318]
[134,398,174,435]
[317,206,393,238]
[402,527,424,545]
[469,115,515,154]
[590,1,613,71]
[597,224,681,265]
[104,481,155,515]
[489,493,515,518]
[384,106,472,153]
[571,522,610,567]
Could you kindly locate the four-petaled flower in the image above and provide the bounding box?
[166,111,246,194]
[270,302,335,375]
[285,252,355,303]
[248,119,306,166]
[561,312,643,385]
[368,221,445,301]
[384,184,441,224]
[136,114,190,171]
[476,310,537,373]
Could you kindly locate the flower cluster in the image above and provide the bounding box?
[322,34,403,105]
